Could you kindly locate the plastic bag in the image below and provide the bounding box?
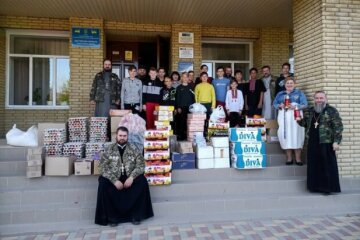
[119,113,146,134]
[189,103,207,113]
[6,124,38,147]
[210,105,226,123]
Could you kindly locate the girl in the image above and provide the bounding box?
[225,80,244,128]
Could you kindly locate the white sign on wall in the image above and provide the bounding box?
[179,47,194,59]
[178,32,194,44]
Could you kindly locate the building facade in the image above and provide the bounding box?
[0,0,359,177]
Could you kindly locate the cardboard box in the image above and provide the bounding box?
[188,126,204,131]
[172,161,195,169]
[27,159,43,167]
[265,120,278,129]
[38,122,66,146]
[176,141,193,153]
[144,150,170,160]
[208,122,230,130]
[156,125,172,131]
[196,146,214,159]
[145,173,171,185]
[207,129,228,140]
[246,117,266,126]
[155,121,171,126]
[144,130,170,140]
[231,154,266,169]
[156,115,173,121]
[111,117,124,133]
[229,128,263,142]
[144,140,169,150]
[27,153,43,161]
[74,160,92,175]
[93,160,100,175]
[111,133,116,142]
[26,165,42,178]
[155,105,175,111]
[196,158,214,169]
[214,147,229,158]
[109,109,131,117]
[157,110,173,117]
[187,113,207,120]
[45,156,76,176]
[214,158,230,168]
[145,160,172,174]
[171,152,196,162]
[230,142,266,155]
[211,137,229,148]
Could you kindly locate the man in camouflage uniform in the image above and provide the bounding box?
[90,59,122,117]
[297,91,343,194]
[95,126,153,227]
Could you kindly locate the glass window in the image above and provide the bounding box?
[7,31,70,108]
[202,43,249,61]
[234,63,250,80]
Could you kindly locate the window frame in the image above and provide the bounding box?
[6,29,70,109]
[201,38,253,78]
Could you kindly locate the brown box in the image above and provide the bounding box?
[109,109,131,117]
[93,160,100,175]
[74,160,92,176]
[38,123,67,146]
[45,156,75,176]
[176,141,194,154]
[27,147,44,155]
[111,117,124,133]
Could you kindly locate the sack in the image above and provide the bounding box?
[209,105,226,123]
[189,103,207,113]
[6,124,38,147]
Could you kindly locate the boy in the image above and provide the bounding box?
[212,66,230,108]
[175,72,195,140]
[121,65,143,114]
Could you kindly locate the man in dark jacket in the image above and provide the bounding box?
[90,59,122,117]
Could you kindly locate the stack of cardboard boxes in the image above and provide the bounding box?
[172,141,196,169]
[196,145,214,169]
[43,128,66,156]
[211,137,230,168]
[26,147,44,178]
[229,128,267,169]
[245,117,267,141]
[187,113,206,142]
[154,106,174,136]
[144,130,172,185]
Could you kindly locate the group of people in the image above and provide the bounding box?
[91,59,344,227]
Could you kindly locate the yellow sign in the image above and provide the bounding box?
[125,51,133,61]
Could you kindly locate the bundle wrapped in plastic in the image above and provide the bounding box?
[189,103,207,113]
[119,113,146,151]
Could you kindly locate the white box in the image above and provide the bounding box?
[211,137,229,148]
[214,158,230,168]
[196,158,214,169]
[214,147,229,158]
[45,156,75,176]
[27,159,43,167]
[26,166,42,178]
[196,146,214,159]
[74,160,92,175]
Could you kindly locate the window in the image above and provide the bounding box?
[6,30,70,108]
[202,40,252,80]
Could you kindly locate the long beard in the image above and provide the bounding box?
[314,103,326,113]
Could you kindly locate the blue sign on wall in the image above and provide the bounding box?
[72,28,100,48]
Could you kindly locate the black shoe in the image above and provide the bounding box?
[295,160,303,166]
[132,219,141,225]
[286,160,293,165]
[108,223,118,227]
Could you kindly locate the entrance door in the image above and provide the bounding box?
[112,63,133,79]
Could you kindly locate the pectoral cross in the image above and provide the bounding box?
[314,121,319,129]
[121,163,125,175]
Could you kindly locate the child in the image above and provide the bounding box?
[175,72,195,140]
[245,67,266,117]
[160,76,176,107]
[212,66,230,108]
[194,72,216,119]
[121,65,143,114]
[225,80,244,128]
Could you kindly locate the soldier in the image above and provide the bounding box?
[95,126,154,226]
[90,59,121,117]
[297,91,343,194]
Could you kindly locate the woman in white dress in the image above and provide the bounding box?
[273,78,308,165]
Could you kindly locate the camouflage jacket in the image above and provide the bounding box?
[297,104,343,144]
[99,143,145,184]
[90,71,122,103]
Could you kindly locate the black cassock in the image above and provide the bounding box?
[307,112,341,194]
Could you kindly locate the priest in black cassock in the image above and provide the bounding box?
[95,126,153,226]
[297,91,343,194]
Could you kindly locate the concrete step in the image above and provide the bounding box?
[0,190,359,226]
[0,160,27,176]
[0,165,306,191]
[0,145,28,162]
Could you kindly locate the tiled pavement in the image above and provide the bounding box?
[1,215,360,240]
